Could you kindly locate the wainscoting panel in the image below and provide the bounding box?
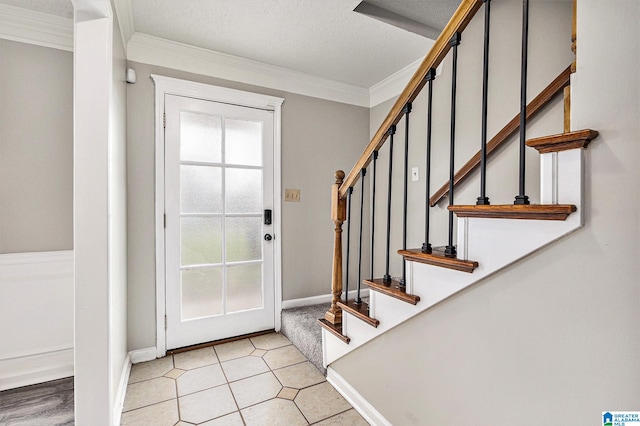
[0,251,74,390]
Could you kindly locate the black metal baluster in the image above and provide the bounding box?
[383,125,396,284]
[400,103,412,288]
[445,32,461,258]
[477,0,492,206]
[515,0,530,205]
[370,151,378,279]
[422,68,436,254]
[356,168,366,304]
[344,187,353,301]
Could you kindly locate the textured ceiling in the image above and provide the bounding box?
[2,0,462,88]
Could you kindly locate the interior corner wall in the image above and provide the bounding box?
[0,39,73,254]
[332,1,639,425]
[125,62,369,350]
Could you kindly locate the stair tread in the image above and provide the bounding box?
[317,318,350,343]
[364,278,420,305]
[448,204,576,220]
[526,129,599,153]
[399,248,478,273]
[337,300,379,328]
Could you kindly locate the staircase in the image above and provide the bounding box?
[319,0,597,369]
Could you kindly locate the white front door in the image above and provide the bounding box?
[164,94,276,350]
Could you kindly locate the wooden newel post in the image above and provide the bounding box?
[325,170,346,325]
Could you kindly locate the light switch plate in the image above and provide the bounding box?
[285,189,300,202]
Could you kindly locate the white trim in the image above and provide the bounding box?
[130,33,370,107]
[281,289,370,310]
[129,347,158,364]
[327,367,392,426]
[0,3,73,51]
[112,0,134,51]
[113,353,131,426]
[369,56,423,107]
[0,250,73,265]
[0,346,74,391]
[151,74,284,356]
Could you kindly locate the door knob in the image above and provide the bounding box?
[264,234,273,241]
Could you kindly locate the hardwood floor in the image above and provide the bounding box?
[0,377,74,425]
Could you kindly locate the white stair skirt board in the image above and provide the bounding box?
[323,148,586,366]
[326,367,392,426]
[0,251,74,391]
[282,289,370,310]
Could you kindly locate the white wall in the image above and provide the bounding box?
[73,0,129,423]
[332,1,640,424]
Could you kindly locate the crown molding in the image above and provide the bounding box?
[112,0,134,51]
[127,32,370,107]
[0,3,72,51]
[369,56,424,107]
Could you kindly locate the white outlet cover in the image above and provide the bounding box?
[411,167,419,181]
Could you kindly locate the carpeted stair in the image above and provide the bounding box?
[280,303,329,375]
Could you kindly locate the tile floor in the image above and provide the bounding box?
[121,333,369,425]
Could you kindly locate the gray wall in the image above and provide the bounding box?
[333,1,639,424]
[126,62,369,350]
[0,40,73,253]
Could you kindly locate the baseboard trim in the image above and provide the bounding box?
[282,289,370,310]
[0,346,74,391]
[113,353,131,426]
[129,347,157,364]
[326,367,391,426]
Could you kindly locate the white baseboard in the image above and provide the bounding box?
[282,289,370,310]
[113,353,131,426]
[0,345,74,391]
[0,250,74,391]
[130,347,157,364]
[326,367,391,426]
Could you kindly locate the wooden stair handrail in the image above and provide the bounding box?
[429,65,572,207]
[338,0,484,199]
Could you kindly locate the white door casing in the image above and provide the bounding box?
[152,75,283,356]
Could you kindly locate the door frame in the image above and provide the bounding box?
[151,75,284,357]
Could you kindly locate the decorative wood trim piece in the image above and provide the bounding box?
[325,171,347,325]
[564,86,571,133]
[339,0,484,198]
[364,278,420,305]
[430,66,572,207]
[318,319,350,343]
[337,300,380,328]
[526,129,599,154]
[399,249,478,273]
[448,204,577,220]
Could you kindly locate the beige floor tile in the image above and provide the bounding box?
[214,339,255,362]
[120,399,179,425]
[251,349,267,357]
[229,372,282,409]
[263,345,306,370]
[173,347,219,370]
[199,411,244,425]
[277,387,298,400]
[123,377,177,412]
[294,382,351,424]
[163,368,185,379]
[128,356,174,384]
[221,356,269,382]
[313,408,370,425]
[273,362,325,389]
[241,398,308,426]
[178,385,237,424]
[250,333,291,350]
[177,363,227,396]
